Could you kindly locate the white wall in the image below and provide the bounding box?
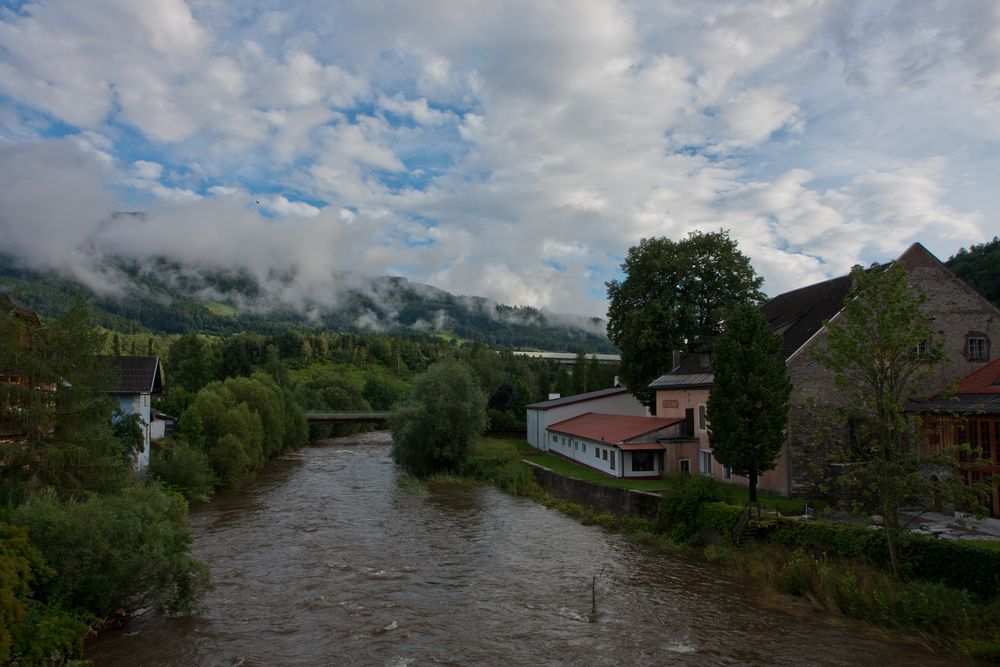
[117,393,151,473]
[527,391,648,451]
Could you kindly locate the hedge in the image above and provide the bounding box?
[698,502,746,537]
[756,516,1000,601]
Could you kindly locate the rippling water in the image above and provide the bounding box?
[86,433,968,665]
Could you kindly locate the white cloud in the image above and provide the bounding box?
[0,0,997,321]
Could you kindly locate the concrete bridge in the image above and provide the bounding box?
[304,411,392,424]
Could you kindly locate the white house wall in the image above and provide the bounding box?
[117,393,152,473]
[527,392,649,451]
[546,433,661,479]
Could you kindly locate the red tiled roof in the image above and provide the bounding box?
[547,412,682,444]
[956,358,1000,394]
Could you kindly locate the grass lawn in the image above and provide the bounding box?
[478,436,825,514]
[205,301,238,317]
[969,539,1000,552]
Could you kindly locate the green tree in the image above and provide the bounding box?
[706,304,791,503]
[10,485,210,617]
[389,359,488,477]
[167,334,217,393]
[606,230,764,405]
[813,263,946,580]
[1,301,129,495]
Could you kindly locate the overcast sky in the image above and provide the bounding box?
[1,0,997,318]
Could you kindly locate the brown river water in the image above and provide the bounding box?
[86,432,969,666]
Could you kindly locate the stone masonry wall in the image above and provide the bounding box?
[524,461,662,520]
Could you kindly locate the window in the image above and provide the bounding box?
[914,338,928,356]
[602,450,608,461]
[595,447,600,459]
[632,451,654,472]
[581,443,586,453]
[552,434,557,442]
[723,465,732,480]
[968,336,988,362]
[698,405,708,431]
[609,453,615,470]
[680,459,691,474]
[699,450,712,476]
[699,352,712,369]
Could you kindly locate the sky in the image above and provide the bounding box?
[0,0,997,319]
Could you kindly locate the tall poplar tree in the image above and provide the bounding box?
[706,304,791,503]
[606,230,764,406]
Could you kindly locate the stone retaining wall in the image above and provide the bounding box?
[524,461,662,520]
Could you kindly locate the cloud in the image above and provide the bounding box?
[0,0,997,323]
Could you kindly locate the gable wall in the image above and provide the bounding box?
[786,250,1000,496]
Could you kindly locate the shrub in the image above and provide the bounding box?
[657,474,723,542]
[758,516,1000,601]
[10,485,211,618]
[149,440,216,502]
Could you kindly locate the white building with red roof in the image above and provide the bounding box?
[525,387,649,451]
[546,412,685,479]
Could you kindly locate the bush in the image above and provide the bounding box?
[390,360,488,477]
[149,440,216,502]
[657,474,723,542]
[10,485,211,617]
[758,516,1000,601]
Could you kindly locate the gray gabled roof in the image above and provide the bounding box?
[649,271,854,389]
[526,387,629,410]
[97,356,163,395]
[649,373,714,389]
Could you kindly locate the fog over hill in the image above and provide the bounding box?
[0,251,615,353]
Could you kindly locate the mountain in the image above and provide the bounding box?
[0,254,616,353]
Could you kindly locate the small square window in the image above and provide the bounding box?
[680,459,691,474]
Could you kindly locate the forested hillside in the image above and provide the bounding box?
[946,237,1000,307]
[0,254,615,352]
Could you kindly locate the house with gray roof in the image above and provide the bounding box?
[99,355,164,473]
[650,242,1000,497]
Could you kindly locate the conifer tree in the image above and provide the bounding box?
[706,304,791,503]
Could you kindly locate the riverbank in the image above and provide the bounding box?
[462,437,1000,663]
[87,432,960,666]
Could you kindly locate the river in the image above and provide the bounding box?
[86,433,966,665]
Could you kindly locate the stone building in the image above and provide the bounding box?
[650,242,999,497]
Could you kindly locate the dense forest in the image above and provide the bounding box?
[946,237,1000,307]
[0,254,615,353]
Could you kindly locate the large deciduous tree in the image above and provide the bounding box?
[606,230,764,405]
[813,263,945,580]
[389,359,488,477]
[707,304,791,503]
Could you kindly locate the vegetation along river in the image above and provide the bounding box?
[87,433,962,666]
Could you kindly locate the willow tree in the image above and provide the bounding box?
[606,230,764,406]
[707,304,791,503]
[389,359,488,477]
[814,263,944,580]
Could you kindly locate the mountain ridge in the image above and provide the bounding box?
[0,253,617,353]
